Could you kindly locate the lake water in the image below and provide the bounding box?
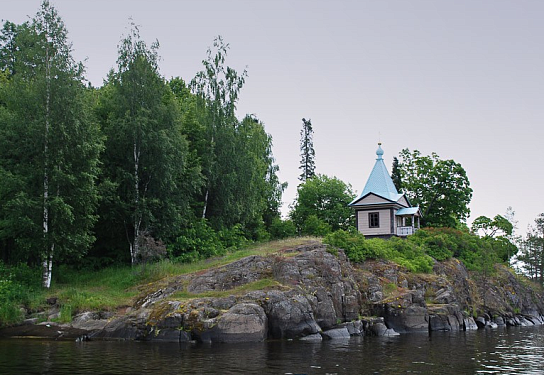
[1,326,544,374]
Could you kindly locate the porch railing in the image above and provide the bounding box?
[397,226,417,236]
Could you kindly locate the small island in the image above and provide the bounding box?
[0,1,543,347]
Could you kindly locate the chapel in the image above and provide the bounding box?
[348,143,421,238]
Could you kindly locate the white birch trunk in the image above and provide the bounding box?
[42,39,53,288]
[132,139,140,266]
[202,189,209,219]
[201,134,214,219]
[42,248,53,289]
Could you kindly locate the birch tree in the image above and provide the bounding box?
[98,24,191,265]
[0,1,101,287]
[191,36,247,224]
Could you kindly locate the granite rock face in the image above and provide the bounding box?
[195,303,268,343]
[4,241,544,342]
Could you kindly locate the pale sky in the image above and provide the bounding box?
[3,0,543,235]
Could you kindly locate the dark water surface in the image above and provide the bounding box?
[1,326,544,374]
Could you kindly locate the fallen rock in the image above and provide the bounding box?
[263,291,320,339]
[299,333,323,341]
[343,321,364,336]
[321,327,350,340]
[429,314,451,331]
[369,322,388,336]
[463,317,478,330]
[196,303,268,343]
[384,328,400,336]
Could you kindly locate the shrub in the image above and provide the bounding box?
[412,227,511,272]
[169,221,255,263]
[324,230,377,263]
[302,215,332,237]
[268,218,297,239]
[0,262,42,326]
[168,220,224,262]
[218,224,249,250]
[387,237,433,273]
[421,234,455,261]
[324,231,433,273]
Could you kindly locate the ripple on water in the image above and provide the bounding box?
[1,326,544,374]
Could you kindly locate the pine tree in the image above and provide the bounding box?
[299,118,316,182]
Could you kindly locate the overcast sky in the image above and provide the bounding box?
[4,0,543,235]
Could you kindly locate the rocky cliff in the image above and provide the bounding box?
[3,241,544,342]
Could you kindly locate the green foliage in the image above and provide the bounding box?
[412,227,516,272]
[391,156,402,192]
[362,237,434,273]
[0,1,102,286]
[324,230,434,273]
[290,174,355,234]
[218,224,249,250]
[302,215,332,237]
[168,220,224,263]
[57,304,73,323]
[268,218,297,239]
[411,229,455,261]
[397,149,472,227]
[472,215,513,238]
[299,118,316,182]
[187,37,284,236]
[385,238,434,273]
[324,230,377,263]
[167,219,254,263]
[512,213,543,283]
[96,23,194,265]
[1,6,286,272]
[0,262,42,326]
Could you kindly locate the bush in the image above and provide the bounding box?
[421,234,455,261]
[375,237,434,273]
[324,230,377,263]
[324,231,433,273]
[0,262,42,326]
[412,227,511,272]
[169,221,254,263]
[268,217,297,239]
[302,215,332,237]
[218,224,249,250]
[168,220,225,262]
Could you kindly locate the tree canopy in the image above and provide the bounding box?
[290,174,355,235]
[517,213,544,283]
[0,2,285,278]
[397,149,473,228]
[0,0,102,287]
[95,23,192,266]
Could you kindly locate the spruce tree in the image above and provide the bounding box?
[299,118,316,182]
[391,156,403,192]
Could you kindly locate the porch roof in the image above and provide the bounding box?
[395,207,421,216]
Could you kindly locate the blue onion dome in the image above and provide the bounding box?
[376,142,384,159]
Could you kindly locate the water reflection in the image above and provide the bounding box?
[1,326,544,374]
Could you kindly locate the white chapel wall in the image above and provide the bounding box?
[357,209,392,236]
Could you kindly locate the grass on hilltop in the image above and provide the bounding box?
[0,237,319,326]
